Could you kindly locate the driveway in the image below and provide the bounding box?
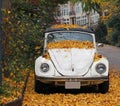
[97,45,120,70]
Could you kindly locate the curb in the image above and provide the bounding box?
[0,70,30,106]
[1,96,22,106]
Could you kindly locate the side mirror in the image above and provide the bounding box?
[97,43,104,47]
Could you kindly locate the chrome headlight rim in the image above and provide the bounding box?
[40,63,50,73]
[96,63,106,74]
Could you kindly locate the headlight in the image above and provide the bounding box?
[40,63,49,72]
[96,63,106,74]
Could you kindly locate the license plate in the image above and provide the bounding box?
[65,82,81,89]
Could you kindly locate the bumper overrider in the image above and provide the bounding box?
[36,75,109,86]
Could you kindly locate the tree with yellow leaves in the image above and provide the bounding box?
[70,0,115,25]
[70,0,102,26]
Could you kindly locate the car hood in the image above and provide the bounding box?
[48,48,95,76]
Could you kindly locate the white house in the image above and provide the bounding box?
[55,1,99,26]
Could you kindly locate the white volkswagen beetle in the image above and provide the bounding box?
[35,24,109,94]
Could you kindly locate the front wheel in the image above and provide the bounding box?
[98,80,109,94]
[34,79,48,93]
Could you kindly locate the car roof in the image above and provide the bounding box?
[45,24,94,33]
[45,27,94,33]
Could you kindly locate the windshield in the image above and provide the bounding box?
[47,32,93,43]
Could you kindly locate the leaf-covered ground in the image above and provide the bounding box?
[23,70,120,106]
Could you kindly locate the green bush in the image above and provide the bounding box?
[110,31,120,47]
[107,15,120,30]
[2,7,44,75]
[107,0,120,47]
[94,21,108,43]
[107,15,120,46]
[2,1,56,77]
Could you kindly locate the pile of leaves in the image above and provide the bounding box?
[51,24,81,29]
[51,24,88,29]
[23,70,120,106]
[47,40,94,49]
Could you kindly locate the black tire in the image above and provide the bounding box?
[34,79,41,93]
[98,80,109,94]
[34,79,48,93]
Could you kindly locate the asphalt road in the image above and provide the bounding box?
[97,45,120,70]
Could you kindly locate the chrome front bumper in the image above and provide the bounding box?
[36,75,108,82]
[36,75,109,87]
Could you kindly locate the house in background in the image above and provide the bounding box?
[55,1,99,27]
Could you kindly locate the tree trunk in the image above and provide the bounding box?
[0,0,2,86]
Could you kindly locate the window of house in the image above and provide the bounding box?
[61,4,69,16]
[75,3,82,14]
[76,16,87,25]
